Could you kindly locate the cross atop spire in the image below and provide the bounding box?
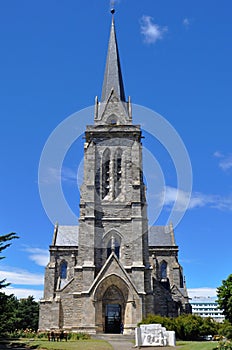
[101,12,126,102]
[110,0,115,15]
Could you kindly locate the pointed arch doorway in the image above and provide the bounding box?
[94,274,130,334]
[105,303,121,333]
[103,285,123,333]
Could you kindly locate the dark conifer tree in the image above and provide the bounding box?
[0,232,18,289]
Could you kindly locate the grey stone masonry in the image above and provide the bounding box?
[39,13,191,334]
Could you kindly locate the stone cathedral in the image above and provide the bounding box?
[39,14,191,334]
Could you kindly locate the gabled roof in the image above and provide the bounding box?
[52,225,79,246]
[52,224,176,248]
[86,251,142,296]
[171,284,189,299]
[148,225,176,247]
[101,16,126,102]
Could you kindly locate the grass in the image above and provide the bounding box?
[33,340,113,350]
[0,338,220,350]
[27,340,219,350]
[177,341,217,350]
[1,339,113,350]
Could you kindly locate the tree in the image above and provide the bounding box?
[174,314,203,340]
[0,232,19,289]
[0,294,39,335]
[218,320,232,340]
[15,296,39,331]
[0,292,19,335]
[199,317,218,337]
[217,274,232,323]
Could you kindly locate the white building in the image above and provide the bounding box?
[190,297,225,323]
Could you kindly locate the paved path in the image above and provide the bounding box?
[94,334,134,350]
[108,339,134,350]
[94,334,179,350]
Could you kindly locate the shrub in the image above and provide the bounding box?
[5,329,37,339]
[68,332,91,340]
[219,321,232,340]
[20,328,37,338]
[215,340,232,350]
[139,314,219,341]
[138,314,175,331]
[36,332,47,339]
[174,314,203,340]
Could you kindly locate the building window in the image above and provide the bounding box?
[115,241,120,259]
[102,149,110,199]
[107,114,118,125]
[107,237,120,259]
[60,261,67,279]
[180,272,184,288]
[114,149,122,199]
[95,165,101,197]
[160,261,167,279]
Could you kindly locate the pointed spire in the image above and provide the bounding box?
[101,12,126,102]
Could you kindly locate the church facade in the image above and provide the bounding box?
[39,14,191,334]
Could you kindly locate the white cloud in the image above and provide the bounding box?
[23,247,49,267]
[219,157,232,171]
[140,16,168,44]
[161,186,207,211]
[0,267,44,286]
[160,186,232,212]
[213,151,223,158]
[40,166,60,184]
[183,18,190,27]
[62,167,78,183]
[40,166,78,185]
[214,151,232,171]
[190,191,232,211]
[4,286,43,301]
[188,287,217,299]
[162,186,190,211]
[189,192,216,209]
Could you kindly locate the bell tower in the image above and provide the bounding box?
[76,11,152,324]
[39,8,191,335]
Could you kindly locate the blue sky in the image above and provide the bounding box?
[1,0,232,301]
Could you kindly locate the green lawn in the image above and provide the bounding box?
[34,340,113,350]
[177,341,217,350]
[2,339,113,350]
[0,339,220,350]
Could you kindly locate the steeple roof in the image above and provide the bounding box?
[101,16,126,102]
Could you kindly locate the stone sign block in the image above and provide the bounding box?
[135,323,176,347]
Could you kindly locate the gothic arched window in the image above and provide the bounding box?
[180,271,184,288]
[107,237,120,259]
[107,114,118,125]
[107,240,111,259]
[60,261,67,279]
[115,241,120,259]
[102,149,110,199]
[160,261,167,280]
[114,149,122,199]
